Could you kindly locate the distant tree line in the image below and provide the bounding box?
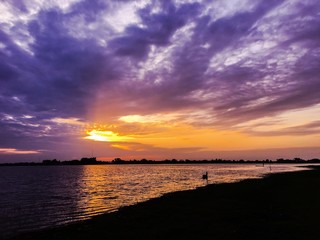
[42,157,98,165]
[111,157,320,164]
[0,157,319,166]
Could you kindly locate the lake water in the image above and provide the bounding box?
[0,164,308,239]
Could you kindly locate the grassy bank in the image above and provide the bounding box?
[12,166,320,240]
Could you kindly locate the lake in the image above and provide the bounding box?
[0,163,307,239]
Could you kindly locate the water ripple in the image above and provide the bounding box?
[0,164,308,239]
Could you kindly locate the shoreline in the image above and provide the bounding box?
[10,165,320,240]
[1,159,319,167]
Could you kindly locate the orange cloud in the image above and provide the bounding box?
[0,148,40,155]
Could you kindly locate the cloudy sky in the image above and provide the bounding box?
[1,0,320,162]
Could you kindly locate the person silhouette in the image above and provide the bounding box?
[202,171,208,184]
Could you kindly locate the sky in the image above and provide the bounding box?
[0,0,320,162]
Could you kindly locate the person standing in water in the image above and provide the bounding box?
[202,171,208,184]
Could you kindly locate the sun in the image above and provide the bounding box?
[84,129,133,142]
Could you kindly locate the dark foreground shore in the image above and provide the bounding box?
[12,166,320,240]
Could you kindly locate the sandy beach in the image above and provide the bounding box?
[11,166,320,240]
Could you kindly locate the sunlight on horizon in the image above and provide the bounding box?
[84,130,134,142]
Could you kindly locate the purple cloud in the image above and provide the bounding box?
[0,0,320,161]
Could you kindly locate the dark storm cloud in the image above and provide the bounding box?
[204,0,283,53]
[109,1,201,59]
[1,1,121,118]
[0,111,84,150]
[108,0,287,116]
[27,10,120,116]
[152,1,320,126]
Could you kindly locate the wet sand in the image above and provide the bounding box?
[11,166,320,240]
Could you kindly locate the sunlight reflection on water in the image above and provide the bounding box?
[0,164,309,238]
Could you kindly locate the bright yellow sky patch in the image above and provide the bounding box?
[119,113,178,123]
[84,130,134,142]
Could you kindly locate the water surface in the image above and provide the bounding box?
[0,164,307,238]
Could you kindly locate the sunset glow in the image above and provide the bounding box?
[0,148,40,155]
[85,130,134,142]
[1,0,320,162]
